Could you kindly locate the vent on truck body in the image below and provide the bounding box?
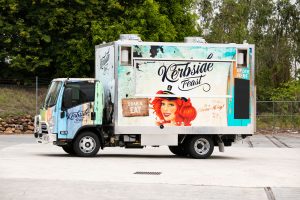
[184,37,206,43]
[119,34,142,41]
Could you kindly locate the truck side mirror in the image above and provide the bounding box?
[63,88,73,109]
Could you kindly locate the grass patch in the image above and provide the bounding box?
[0,87,47,119]
[257,115,300,130]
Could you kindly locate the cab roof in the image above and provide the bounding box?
[52,78,95,82]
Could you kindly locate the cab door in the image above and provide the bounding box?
[61,81,96,139]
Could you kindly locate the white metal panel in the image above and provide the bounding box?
[116,125,253,135]
[237,53,244,64]
[95,44,116,125]
[141,134,178,145]
[114,40,255,49]
[96,40,255,135]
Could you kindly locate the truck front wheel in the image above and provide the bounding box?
[73,131,100,157]
[186,135,214,159]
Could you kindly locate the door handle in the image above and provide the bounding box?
[60,111,65,118]
[91,112,95,120]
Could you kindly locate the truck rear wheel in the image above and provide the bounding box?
[186,135,214,159]
[73,131,100,157]
[169,145,187,157]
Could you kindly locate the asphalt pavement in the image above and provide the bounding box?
[0,134,300,200]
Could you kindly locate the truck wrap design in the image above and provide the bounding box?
[35,35,255,158]
[116,45,254,128]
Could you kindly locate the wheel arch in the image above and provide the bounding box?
[179,134,214,145]
[180,134,235,147]
[73,125,105,149]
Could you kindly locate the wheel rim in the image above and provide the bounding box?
[194,138,210,155]
[79,136,96,154]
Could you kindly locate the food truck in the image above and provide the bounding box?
[34,34,255,158]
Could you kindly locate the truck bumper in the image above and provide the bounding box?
[35,132,57,144]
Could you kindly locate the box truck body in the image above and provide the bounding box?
[35,35,255,158]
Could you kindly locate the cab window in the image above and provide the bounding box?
[62,81,95,109]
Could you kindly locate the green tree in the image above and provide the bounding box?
[0,0,104,79]
[0,0,198,80]
[254,0,299,99]
[196,0,213,35]
[199,0,299,100]
[156,0,199,40]
[206,0,250,43]
[271,80,300,101]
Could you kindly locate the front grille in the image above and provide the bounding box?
[41,123,48,134]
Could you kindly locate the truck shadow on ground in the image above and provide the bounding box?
[36,153,240,160]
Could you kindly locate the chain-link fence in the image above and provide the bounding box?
[0,77,51,88]
[0,77,50,118]
[256,101,300,133]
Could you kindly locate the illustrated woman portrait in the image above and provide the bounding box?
[151,90,197,126]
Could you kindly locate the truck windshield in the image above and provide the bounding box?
[44,81,63,108]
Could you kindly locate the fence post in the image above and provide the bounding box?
[36,76,38,115]
[272,101,275,134]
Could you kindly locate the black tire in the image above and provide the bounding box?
[62,144,76,155]
[185,135,214,159]
[73,131,100,157]
[169,145,187,157]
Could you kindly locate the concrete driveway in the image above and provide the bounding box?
[0,134,300,200]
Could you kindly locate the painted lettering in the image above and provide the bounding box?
[158,54,214,92]
[67,108,90,123]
